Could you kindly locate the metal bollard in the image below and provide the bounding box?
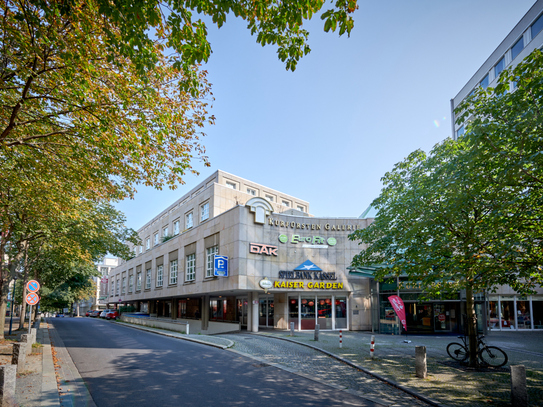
[290,322,295,336]
[339,330,343,348]
[0,365,17,407]
[370,335,375,359]
[511,365,528,407]
[415,346,427,378]
[314,324,320,341]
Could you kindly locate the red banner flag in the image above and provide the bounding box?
[388,295,407,331]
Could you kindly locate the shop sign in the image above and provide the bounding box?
[249,243,278,256]
[259,277,273,293]
[278,234,337,247]
[271,260,343,290]
[268,218,360,232]
[273,281,344,290]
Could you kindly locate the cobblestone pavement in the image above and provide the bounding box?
[219,333,431,407]
[223,330,543,407]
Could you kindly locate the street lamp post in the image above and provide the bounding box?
[8,276,17,335]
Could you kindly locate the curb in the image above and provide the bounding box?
[249,332,448,407]
[38,322,61,407]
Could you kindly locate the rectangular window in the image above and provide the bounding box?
[186,212,193,229]
[129,275,134,293]
[206,246,219,278]
[154,233,159,246]
[156,265,163,287]
[139,246,143,254]
[169,259,178,285]
[122,277,126,294]
[225,181,237,189]
[265,194,274,202]
[173,220,180,235]
[511,37,524,60]
[456,125,465,139]
[297,205,305,212]
[116,279,120,295]
[282,200,290,207]
[186,253,196,281]
[146,238,150,250]
[247,188,256,196]
[145,269,151,289]
[163,226,168,237]
[110,283,114,296]
[480,74,489,89]
[531,12,543,39]
[494,57,505,78]
[136,272,142,291]
[200,202,209,222]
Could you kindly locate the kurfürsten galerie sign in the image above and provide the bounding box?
[268,218,359,231]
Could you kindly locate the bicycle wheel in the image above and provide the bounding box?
[447,342,468,361]
[479,346,508,367]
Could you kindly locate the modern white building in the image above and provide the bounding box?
[451,0,543,140]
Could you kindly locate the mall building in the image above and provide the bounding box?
[107,170,374,334]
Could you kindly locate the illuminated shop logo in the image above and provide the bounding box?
[278,234,337,246]
[249,242,278,256]
[294,260,321,271]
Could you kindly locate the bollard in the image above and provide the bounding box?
[314,324,320,341]
[11,343,27,373]
[370,335,375,359]
[415,346,427,379]
[290,322,295,336]
[30,328,37,345]
[21,334,32,355]
[0,365,17,407]
[339,330,343,348]
[511,365,528,407]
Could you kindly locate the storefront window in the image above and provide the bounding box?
[288,298,299,330]
[379,294,399,334]
[317,297,332,329]
[335,297,347,329]
[488,296,499,330]
[300,297,316,330]
[533,297,543,329]
[500,296,515,329]
[516,298,531,329]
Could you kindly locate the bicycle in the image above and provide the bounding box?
[447,334,508,367]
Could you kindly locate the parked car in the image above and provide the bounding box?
[55,313,64,318]
[100,309,114,318]
[85,310,91,317]
[90,310,101,317]
[105,310,119,320]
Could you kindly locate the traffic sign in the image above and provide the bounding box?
[214,255,228,277]
[26,292,40,306]
[27,280,40,293]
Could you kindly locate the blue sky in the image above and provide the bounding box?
[116,0,536,230]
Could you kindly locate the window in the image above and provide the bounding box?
[282,200,290,207]
[297,205,305,212]
[511,37,524,61]
[494,57,505,78]
[265,194,274,202]
[200,202,209,221]
[173,220,180,235]
[456,125,465,139]
[480,74,489,89]
[163,226,168,237]
[110,283,114,296]
[116,279,120,295]
[156,265,163,287]
[206,246,219,278]
[146,238,150,250]
[186,254,196,281]
[133,247,138,256]
[136,272,142,291]
[186,212,193,229]
[169,259,178,285]
[139,246,143,254]
[154,233,159,246]
[225,181,237,189]
[129,275,134,293]
[122,277,126,294]
[247,188,256,196]
[531,12,543,39]
[145,269,151,289]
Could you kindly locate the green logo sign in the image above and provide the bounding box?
[278,234,288,243]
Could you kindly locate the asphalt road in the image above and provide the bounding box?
[51,318,382,407]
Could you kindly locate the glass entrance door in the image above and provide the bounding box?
[259,298,274,327]
[237,298,248,327]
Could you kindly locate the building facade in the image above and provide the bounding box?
[108,171,373,334]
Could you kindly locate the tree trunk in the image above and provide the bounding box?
[18,284,28,330]
[465,286,478,367]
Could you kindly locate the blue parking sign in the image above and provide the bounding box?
[214,255,228,277]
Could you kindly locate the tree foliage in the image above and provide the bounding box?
[350,50,543,366]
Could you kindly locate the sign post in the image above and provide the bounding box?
[26,280,40,333]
